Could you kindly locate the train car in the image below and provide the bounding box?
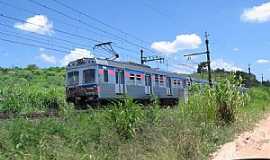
[65,58,191,106]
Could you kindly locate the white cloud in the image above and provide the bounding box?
[14,15,54,35]
[241,2,270,23]
[40,53,56,64]
[256,59,270,64]
[61,48,94,66]
[211,59,243,71]
[233,48,240,52]
[151,34,202,54]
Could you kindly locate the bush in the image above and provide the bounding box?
[107,97,144,140]
[0,84,65,113]
[181,75,249,125]
[210,76,249,124]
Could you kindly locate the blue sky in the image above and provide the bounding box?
[0,0,270,80]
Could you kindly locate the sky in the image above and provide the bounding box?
[0,0,270,80]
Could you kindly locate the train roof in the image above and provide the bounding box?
[67,58,190,79]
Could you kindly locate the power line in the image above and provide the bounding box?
[0,31,73,51]
[0,23,138,61]
[52,0,151,45]
[0,0,150,58]
[0,1,161,60]
[27,0,158,55]
[0,0,117,42]
[0,37,68,54]
[0,0,126,44]
[0,13,139,55]
[0,14,101,43]
[140,1,176,24]
[0,22,106,53]
[0,36,111,58]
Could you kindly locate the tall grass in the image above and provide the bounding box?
[180,76,249,125]
[0,84,65,113]
[0,68,270,160]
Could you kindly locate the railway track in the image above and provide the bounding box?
[0,111,59,120]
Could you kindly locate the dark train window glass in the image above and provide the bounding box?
[83,69,95,83]
[67,71,79,85]
[129,73,135,85]
[160,75,164,85]
[104,70,108,82]
[116,71,119,84]
[130,74,135,80]
[136,74,141,81]
[174,80,177,85]
[155,74,159,86]
[119,71,125,84]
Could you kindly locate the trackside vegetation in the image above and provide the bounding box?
[0,66,270,160]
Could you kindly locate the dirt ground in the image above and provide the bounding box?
[211,114,270,160]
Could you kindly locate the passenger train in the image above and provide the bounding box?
[65,58,207,106]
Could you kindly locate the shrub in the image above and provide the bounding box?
[210,76,249,124]
[0,84,64,113]
[180,75,249,125]
[107,97,144,140]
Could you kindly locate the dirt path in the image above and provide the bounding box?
[211,114,270,160]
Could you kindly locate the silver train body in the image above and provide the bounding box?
[65,58,206,105]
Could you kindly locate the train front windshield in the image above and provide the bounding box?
[67,71,79,85]
[67,69,96,86]
[83,69,96,84]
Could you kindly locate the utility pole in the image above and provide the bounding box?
[248,64,251,75]
[184,32,212,87]
[140,49,164,65]
[140,49,144,65]
[205,32,212,87]
[262,73,264,85]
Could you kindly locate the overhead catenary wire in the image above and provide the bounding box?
[0,0,128,44]
[0,36,111,58]
[140,1,177,24]
[0,30,74,51]
[0,2,165,65]
[0,13,139,55]
[0,0,161,61]
[51,0,152,45]
[0,0,132,45]
[0,14,101,43]
[0,25,139,61]
[0,37,69,54]
[0,30,119,58]
[27,0,159,55]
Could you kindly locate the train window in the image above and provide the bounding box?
[67,71,79,85]
[136,74,143,85]
[160,75,164,86]
[104,70,109,82]
[174,80,177,85]
[136,74,141,80]
[155,74,159,86]
[130,74,135,80]
[83,69,95,83]
[129,73,135,85]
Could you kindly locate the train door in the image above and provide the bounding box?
[145,74,152,95]
[115,69,125,94]
[166,77,172,95]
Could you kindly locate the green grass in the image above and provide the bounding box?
[0,67,270,160]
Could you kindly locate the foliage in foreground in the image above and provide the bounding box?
[0,67,270,160]
[0,67,65,113]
